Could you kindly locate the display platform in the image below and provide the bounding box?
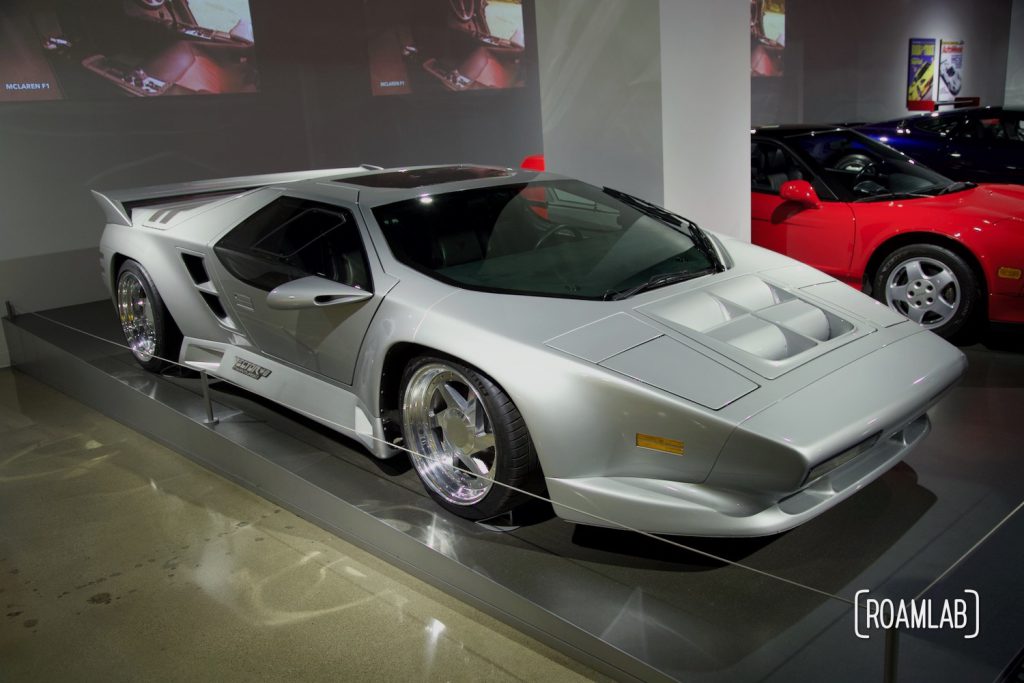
[5,302,1024,682]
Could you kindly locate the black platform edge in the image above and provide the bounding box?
[3,314,670,683]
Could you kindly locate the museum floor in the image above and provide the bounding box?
[0,369,603,682]
[3,303,1024,681]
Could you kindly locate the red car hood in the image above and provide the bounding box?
[922,184,1024,228]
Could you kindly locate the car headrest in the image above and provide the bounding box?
[751,144,766,171]
[764,148,789,174]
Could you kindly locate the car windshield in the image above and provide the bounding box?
[373,180,721,300]
[786,130,954,201]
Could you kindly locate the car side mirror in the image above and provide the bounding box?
[779,180,822,209]
[267,276,372,310]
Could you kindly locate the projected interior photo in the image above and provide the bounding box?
[366,0,526,96]
[751,0,785,77]
[0,0,258,103]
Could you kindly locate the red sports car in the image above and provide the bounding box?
[751,126,1024,337]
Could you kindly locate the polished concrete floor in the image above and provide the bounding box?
[0,369,603,682]
[5,304,1024,681]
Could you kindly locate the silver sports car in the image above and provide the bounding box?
[95,165,966,536]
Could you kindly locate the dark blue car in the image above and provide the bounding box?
[858,107,1024,185]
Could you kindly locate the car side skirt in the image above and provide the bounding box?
[179,337,391,458]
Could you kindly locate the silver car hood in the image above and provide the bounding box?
[425,240,913,412]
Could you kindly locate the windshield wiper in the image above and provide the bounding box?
[603,187,725,271]
[935,181,977,196]
[604,187,687,226]
[603,268,718,301]
[688,221,725,271]
[852,191,935,203]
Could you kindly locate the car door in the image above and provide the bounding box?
[211,192,390,386]
[946,111,1024,183]
[750,139,857,278]
[895,113,965,170]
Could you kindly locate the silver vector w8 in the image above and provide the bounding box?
[95,165,966,536]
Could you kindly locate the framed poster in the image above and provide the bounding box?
[907,38,936,106]
[365,0,526,96]
[0,0,258,103]
[751,0,785,77]
[938,40,965,101]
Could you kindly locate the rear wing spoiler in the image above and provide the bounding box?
[92,166,380,227]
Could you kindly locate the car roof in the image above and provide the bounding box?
[752,124,852,139]
[283,164,554,207]
[866,106,1023,127]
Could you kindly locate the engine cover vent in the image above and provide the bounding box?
[635,275,866,379]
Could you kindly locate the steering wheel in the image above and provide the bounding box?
[534,224,583,249]
[835,153,878,179]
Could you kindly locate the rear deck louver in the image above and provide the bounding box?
[200,292,229,321]
[180,252,234,329]
[181,253,210,285]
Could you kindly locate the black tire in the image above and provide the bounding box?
[399,355,541,521]
[115,260,182,372]
[871,243,981,339]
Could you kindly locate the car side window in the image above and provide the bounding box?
[913,115,962,136]
[215,196,373,293]
[958,115,1023,142]
[751,140,834,199]
[1001,112,1024,142]
[977,117,1008,140]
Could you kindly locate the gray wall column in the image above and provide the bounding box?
[660,0,750,240]
[535,0,664,202]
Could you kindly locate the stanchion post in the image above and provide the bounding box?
[201,370,218,425]
[884,627,900,683]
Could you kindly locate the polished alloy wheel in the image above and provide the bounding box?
[885,256,961,329]
[403,363,497,506]
[116,271,158,362]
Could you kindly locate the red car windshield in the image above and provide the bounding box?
[786,130,957,202]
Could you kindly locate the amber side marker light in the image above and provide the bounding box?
[997,267,1022,280]
[636,434,685,456]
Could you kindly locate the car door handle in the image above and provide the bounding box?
[233,293,255,311]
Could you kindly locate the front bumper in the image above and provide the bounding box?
[547,413,929,536]
[989,292,1024,324]
[546,331,966,537]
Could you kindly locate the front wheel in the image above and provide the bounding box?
[871,244,980,338]
[399,356,540,520]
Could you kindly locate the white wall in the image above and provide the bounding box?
[0,99,312,369]
[1007,0,1024,106]
[660,0,750,240]
[0,3,545,369]
[536,0,750,238]
[535,0,664,202]
[754,0,1014,125]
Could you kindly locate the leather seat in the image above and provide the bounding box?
[763,148,803,191]
[435,231,484,268]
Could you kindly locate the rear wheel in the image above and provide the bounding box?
[115,260,181,372]
[872,244,980,338]
[400,356,540,520]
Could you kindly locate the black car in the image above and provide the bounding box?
[857,107,1024,185]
